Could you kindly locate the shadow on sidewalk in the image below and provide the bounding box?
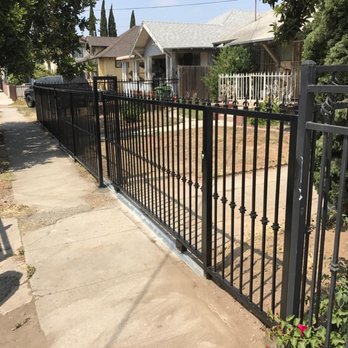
[2,120,65,171]
[0,271,22,306]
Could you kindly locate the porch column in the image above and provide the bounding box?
[171,53,178,78]
[144,56,152,80]
[165,54,172,80]
[133,60,139,80]
[121,62,128,80]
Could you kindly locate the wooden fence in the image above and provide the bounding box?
[177,66,210,99]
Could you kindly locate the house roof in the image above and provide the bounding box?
[94,26,141,59]
[133,21,224,53]
[215,11,278,46]
[208,9,256,27]
[84,36,118,47]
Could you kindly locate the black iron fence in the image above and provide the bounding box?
[33,65,348,346]
[282,62,348,346]
[102,92,298,324]
[34,85,102,181]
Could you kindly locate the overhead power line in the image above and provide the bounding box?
[92,0,237,11]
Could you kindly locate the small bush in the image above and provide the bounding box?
[269,261,348,347]
[203,46,256,100]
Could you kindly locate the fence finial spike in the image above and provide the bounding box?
[280,94,286,113]
[254,97,260,111]
[233,95,238,109]
[223,95,228,108]
[243,96,249,110]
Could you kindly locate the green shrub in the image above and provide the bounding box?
[313,109,348,228]
[203,46,256,100]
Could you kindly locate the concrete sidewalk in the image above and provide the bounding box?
[0,92,264,347]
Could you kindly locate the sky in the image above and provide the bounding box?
[84,0,272,36]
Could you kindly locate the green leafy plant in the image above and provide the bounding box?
[203,46,256,100]
[269,261,348,347]
[6,74,26,85]
[155,85,172,100]
[313,109,348,228]
[303,0,348,228]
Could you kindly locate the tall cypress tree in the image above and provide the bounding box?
[100,0,108,37]
[108,5,117,37]
[130,10,136,28]
[88,2,97,36]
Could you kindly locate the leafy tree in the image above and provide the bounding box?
[30,0,92,78]
[303,0,348,65]
[203,46,255,99]
[100,0,108,36]
[130,10,136,28]
[0,0,93,79]
[108,5,117,37]
[0,1,35,78]
[262,0,318,42]
[88,2,97,36]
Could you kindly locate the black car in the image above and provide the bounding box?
[24,75,90,107]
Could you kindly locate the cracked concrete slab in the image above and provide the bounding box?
[23,206,264,348]
[1,93,265,347]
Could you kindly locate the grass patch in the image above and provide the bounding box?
[11,99,36,120]
[26,264,36,278]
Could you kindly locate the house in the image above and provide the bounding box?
[128,12,255,97]
[77,26,141,81]
[131,10,256,82]
[131,21,222,82]
[77,36,119,77]
[213,11,304,101]
[214,11,303,75]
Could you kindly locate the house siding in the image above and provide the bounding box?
[144,38,163,57]
[98,58,122,78]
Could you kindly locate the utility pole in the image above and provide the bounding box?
[255,0,257,21]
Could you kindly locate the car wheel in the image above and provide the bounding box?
[25,95,35,108]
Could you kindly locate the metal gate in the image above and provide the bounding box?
[102,91,298,324]
[281,62,348,345]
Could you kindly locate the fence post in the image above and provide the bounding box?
[93,77,104,188]
[202,105,213,278]
[101,93,111,179]
[280,60,317,318]
[114,97,123,191]
[69,92,77,160]
[54,90,60,145]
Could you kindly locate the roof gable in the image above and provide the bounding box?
[215,11,279,45]
[134,21,224,51]
[85,36,118,48]
[95,26,141,59]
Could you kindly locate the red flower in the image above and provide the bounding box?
[297,324,308,336]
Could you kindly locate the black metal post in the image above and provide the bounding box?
[54,90,60,145]
[93,77,104,187]
[69,92,77,159]
[282,60,317,317]
[202,107,213,278]
[101,93,111,178]
[114,97,123,191]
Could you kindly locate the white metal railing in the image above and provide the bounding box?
[15,83,31,99]
[218,72,297,103]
